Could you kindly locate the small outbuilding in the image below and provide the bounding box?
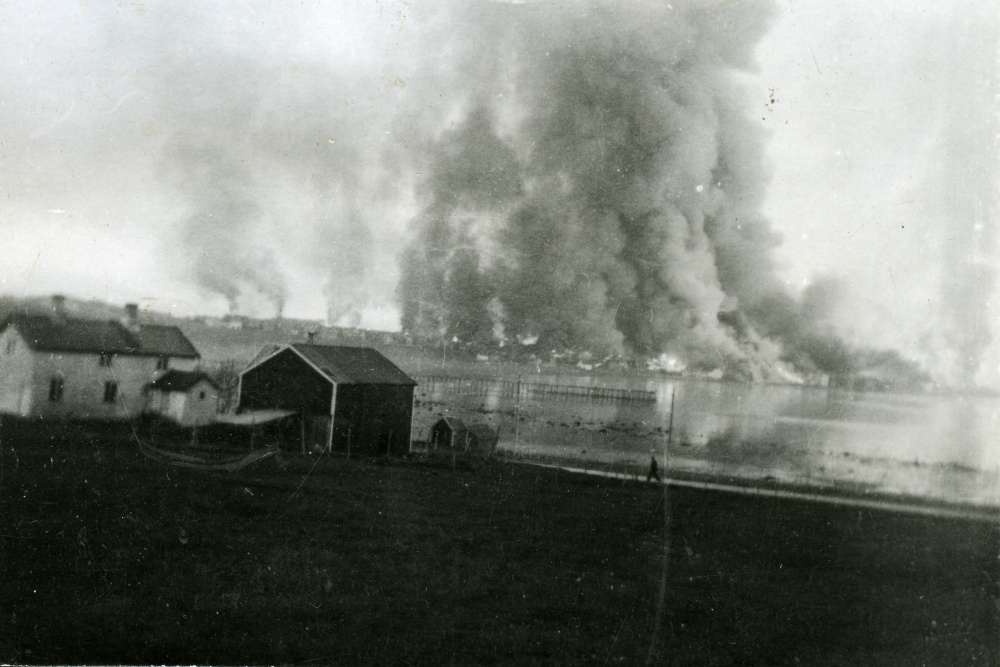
[429,417,497,455]
[237,343,417,456]
[145,370,220,427]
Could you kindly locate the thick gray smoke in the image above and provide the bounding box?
[395,0,944,384]
[152,15,408,321]
[140,0,958,383]
[398,0,814,378]
[164,139,288,315]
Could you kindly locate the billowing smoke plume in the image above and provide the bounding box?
[398,108,525,343]
[136,0,974,384]
[164,140,288,315]
[398,0,821,378]
[317,196,374,328]
[152,24,411,321]
[395,0,949,384]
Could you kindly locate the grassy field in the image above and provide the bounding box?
[1,420,998,665]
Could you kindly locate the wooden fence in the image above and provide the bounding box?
[414,376,656,403]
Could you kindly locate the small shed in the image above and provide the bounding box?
[430,417,497,454]
[238,343,417,456]
[146,370,220,427]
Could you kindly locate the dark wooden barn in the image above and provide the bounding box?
[429,417,497,454]
[237,344,416,456]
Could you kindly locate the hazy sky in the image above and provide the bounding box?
[1,0,997,384]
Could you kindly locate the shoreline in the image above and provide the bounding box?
[412,387,1000,508]
[508,458,1000,523]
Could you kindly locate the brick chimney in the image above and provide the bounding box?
[122,303,140,332]
[50,294,67,324]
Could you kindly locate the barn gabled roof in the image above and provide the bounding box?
[148,370,219,393]
[293,344,416,386]
[244,343,283,370]
[243,343,416,386]
[1,314,200,358]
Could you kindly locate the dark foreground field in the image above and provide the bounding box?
[1,421,998,666]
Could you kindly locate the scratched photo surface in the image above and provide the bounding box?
[1,1,998,665]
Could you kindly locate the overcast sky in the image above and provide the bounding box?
[1,0,997,385]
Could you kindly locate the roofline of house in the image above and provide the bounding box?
[1,318,200,358]
[38,348,201,359]
[147,371,220,392]
[146,379,219,392]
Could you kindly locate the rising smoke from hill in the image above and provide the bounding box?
[163,139,289,316]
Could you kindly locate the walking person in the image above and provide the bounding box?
[647,455,661,483]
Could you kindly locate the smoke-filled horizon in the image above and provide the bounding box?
[2,0,997,386]
[399,1,804,381]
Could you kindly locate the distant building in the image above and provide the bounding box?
[238,343,417,455]
[429,417,497,455]
[145,370,220,427]
[0,296,200,420]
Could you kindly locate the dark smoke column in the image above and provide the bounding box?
[399,0,785,374]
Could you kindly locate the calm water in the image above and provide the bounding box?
[414,375,1000,507]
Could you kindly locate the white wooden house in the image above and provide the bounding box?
[0,296,200,421]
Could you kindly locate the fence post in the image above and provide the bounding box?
[300,416,306,456]
[514,375,522,455]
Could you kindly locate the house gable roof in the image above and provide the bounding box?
[242,343,416,386]
[129,325,201,358]
[1,314,200,358]
[148,370,219,393]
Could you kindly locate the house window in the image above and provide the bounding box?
[98,353,113,367]
[49,377,64,402]
[199,391,206,400]
[103,381,118,404]
[156,356,170,370]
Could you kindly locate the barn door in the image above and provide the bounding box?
[306,415,332,453]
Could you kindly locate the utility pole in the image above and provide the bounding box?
[647,387,676,665]
[514,376,522,455]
